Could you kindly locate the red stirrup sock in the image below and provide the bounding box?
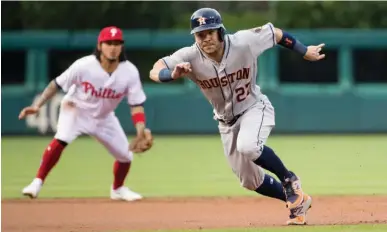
[113,161,131,190]
[36,139,67,182]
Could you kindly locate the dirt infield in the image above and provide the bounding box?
[2,196,387,232]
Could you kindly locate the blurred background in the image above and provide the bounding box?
[2,1,387,204]
[2,1,387,135]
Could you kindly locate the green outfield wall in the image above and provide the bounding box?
[2,30,387,135]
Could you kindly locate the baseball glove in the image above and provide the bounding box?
[129,128,153,153]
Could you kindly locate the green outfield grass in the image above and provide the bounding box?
[2,134,387,199]
[127,224,387,232]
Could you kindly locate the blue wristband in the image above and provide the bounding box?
[279,31,307,56]
[158,68,174,82]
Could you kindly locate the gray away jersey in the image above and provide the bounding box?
[162,22,277,122]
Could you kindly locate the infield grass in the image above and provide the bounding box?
[2,134,387,199]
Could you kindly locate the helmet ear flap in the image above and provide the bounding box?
[218,27,225,42]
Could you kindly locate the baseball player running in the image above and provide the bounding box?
[19,26,153,201]
[150,8,325,225]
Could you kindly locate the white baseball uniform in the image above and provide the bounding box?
[162,23,276,190]
[54,55,146,162]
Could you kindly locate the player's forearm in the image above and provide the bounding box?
[149,59,166,83]
[149,68,163,83]
[130,105,146,135]
[33,80,59,108]
[274,28,308,56]
[274,28,283,43]
[149,59,176,83]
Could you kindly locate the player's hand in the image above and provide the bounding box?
[129,128,153,154]
[18,106,40,120]
[304,43,326,61]
[171,62,192,79]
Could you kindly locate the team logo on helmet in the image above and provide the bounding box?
[197,16,207,26]
[110,28,118,37]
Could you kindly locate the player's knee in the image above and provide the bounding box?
[55,139,68,147]
[240,180,259,191]
[239,169,265,191]
[236,139,262,161]
[54,134,74,145]
[115,155,132,163]
[114,150,133,163]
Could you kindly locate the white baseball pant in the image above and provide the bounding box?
[54,101,133,162]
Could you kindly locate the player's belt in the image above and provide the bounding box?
[217,113,243,126]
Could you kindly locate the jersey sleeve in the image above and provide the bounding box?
[161,46,195,70]
[236,22,277,58]
[126,64,146,106]
[55,60,81,92]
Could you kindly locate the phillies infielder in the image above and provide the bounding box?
[19,26,153,201]
[150,8,325,225]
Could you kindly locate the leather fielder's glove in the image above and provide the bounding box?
[129,128,153,153]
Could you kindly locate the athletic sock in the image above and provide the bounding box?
[255,174,286,202]
[113,161,131,190]
[36,139,67,182]
[254,145,292,182]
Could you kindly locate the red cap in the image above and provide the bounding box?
[98,26,124,43]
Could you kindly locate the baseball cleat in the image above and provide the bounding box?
[286,194,312,225]
[287,214,307,225]
[22,178,43,199]
[283,171,306,210]
[110,186,143,201]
